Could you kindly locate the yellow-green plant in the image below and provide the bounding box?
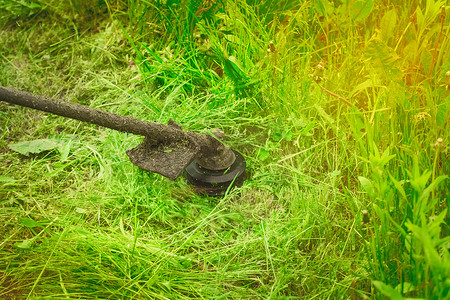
[359,143,448,298]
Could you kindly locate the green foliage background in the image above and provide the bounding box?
[0,0,449,298]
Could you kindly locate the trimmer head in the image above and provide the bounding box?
[184,151,246,196]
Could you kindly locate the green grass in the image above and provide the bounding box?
[1,0,449,299]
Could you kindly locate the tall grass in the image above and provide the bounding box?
[124,0,449,298]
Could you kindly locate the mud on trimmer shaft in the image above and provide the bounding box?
[0,87,245,196]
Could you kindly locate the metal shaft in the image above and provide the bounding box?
[0,86,236,171]
[0,86,182,141]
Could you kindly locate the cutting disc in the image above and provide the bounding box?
[185,151,246,196]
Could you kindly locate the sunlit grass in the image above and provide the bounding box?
[1,0,449,299]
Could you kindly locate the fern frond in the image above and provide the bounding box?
[365,39,402,81]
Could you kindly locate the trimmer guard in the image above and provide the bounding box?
[126,137,199,180]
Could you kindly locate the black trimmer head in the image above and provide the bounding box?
[185,151,246,196]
